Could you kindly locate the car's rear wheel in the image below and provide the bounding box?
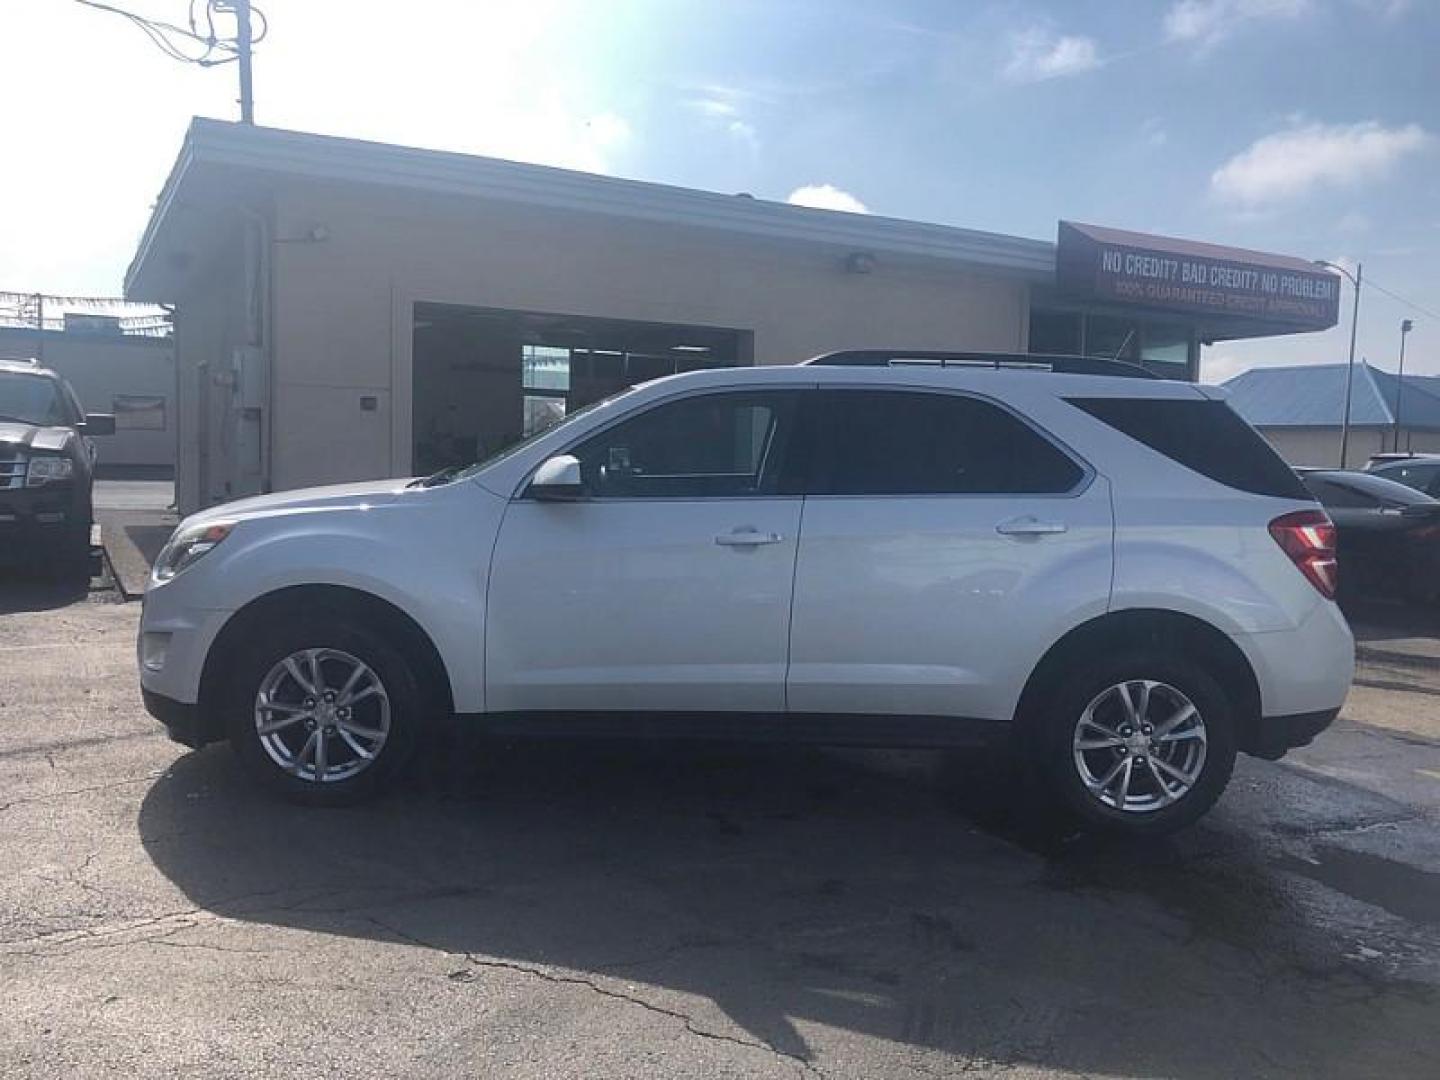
[1035,652,1237,835]
[224,617,421,805]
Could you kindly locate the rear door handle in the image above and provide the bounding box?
[995,516,1068,537]
[715,529,784,546]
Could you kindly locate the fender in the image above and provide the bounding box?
[168,484,505,713]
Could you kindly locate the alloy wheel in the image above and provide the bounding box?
[253,648,391,783]
[1071,679,1207,814]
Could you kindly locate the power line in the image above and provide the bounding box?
[1365,277,1440,323]
[73,0,268,110]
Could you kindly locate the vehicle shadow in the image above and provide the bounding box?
[138,739,1438,1077]
[0,568,94,614]
[1343,597,1440,641]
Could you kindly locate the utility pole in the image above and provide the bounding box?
[235,0,254,124]
[1393,318,1414,453]
[1314,260,1363,468]
[34,293,45,366]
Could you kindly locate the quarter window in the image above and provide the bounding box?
[569,392,794,498]
[806,390,1084,496]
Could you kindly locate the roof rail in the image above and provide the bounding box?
[802,350,1160,379]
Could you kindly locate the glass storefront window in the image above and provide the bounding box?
[1140,324,1192,376]
[1029,309,1082,354]
[522,345,570,435]
[1029,307,1196,378]
[1084,315,1140,361]
[521,345,570,392]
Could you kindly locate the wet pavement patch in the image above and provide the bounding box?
[1283,843,1440,926]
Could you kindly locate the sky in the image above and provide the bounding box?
[2,0,1437,382]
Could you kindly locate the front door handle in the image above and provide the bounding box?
[715,529,784,547]
[995,516,1068,537]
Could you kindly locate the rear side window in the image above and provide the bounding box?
[806,389,1085,496]
[1376,462,1440,496]
[1069,397,1311,500]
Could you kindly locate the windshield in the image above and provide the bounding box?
[0,371,70,427]
[444,388,636,484]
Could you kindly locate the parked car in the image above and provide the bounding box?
[0,358,115,576]
[1296,467,1440,604]
[1366,454,1440,499]
[138,352,1354,835]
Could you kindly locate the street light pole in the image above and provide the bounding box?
[1315,260,1363,468]
[1393,318,1414,453]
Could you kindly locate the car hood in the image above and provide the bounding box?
[188,478,418,525]
[0,421,72,454]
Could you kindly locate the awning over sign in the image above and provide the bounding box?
[1056,221,1341,332]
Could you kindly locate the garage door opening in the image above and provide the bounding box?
[412,303,752,475]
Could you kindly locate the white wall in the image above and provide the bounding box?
[0,331,174,469]
[267,182,1032,492]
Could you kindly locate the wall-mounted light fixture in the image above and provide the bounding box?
[274,225,330,245]
[844,251,877,275]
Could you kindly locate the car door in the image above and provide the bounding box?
[786,387,1112,723]
[485,388,805,714]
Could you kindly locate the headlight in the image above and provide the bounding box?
[26,455,73,487]
[153,521,235,581]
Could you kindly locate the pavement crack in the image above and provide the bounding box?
[365,916,828,1077]
[0,772,164,813]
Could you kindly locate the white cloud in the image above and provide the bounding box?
[1200,350,1252,384]
[685,97,759,151]
[686,98,740,119]
[1141,117,1169,147]
[1211,121,1432,206]
[1164,0,1310,49]
[786,184,870,214]
[727,120,759,149]
[1350,0,1412,17]
[1004,29,1101,83]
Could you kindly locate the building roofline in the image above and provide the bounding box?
[127,118,1058,296]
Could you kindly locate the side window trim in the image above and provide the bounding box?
[803,385,1094,499]
[516,386,812,502]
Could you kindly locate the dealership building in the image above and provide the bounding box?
[125,120,1342,514]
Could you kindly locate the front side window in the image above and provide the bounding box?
[569,391,794,498]
[806,389,1084,496]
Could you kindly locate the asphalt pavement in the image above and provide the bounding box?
[1,581,1439,1078]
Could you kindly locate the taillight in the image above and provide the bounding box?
[1269,510,1338,599]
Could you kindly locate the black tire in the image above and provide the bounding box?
[1031,651,1238,837]
[223,615,422,806]
[45,524,93,584]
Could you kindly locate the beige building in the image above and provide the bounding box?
[126,120,1339,514]
[1223,362,1440,469]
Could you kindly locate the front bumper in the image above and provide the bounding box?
[1247,707,1339,760]
[0,485,88,560]
[142,687,224,749]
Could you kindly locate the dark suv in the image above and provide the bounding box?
[0,359,115,574]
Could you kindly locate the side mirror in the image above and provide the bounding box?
[529,454,584,500]
[83,414,116,436]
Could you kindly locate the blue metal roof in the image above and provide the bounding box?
[1222,362,1440,430]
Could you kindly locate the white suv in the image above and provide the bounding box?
[138,352,1353,834]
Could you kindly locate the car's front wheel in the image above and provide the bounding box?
[1035,652,1238,835]
[224,618,421,805]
